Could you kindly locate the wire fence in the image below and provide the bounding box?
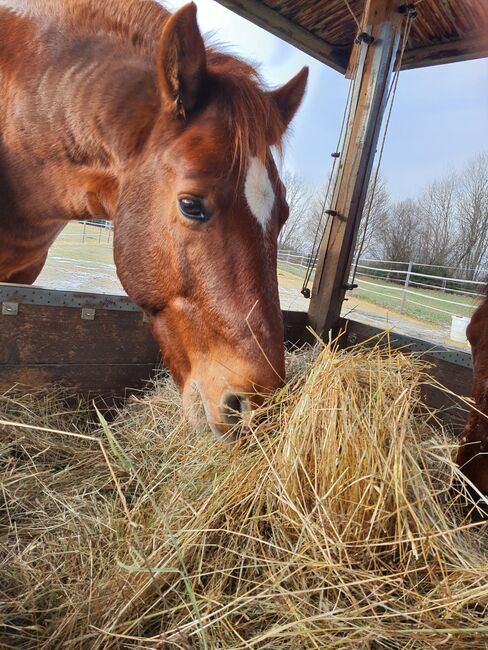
[277,250,486,326]
[57,220,114,244]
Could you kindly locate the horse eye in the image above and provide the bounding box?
[178,197,208,222]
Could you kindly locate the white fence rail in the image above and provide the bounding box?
[276,250,486,322]
[277,250,316,271]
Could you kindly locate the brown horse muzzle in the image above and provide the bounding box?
[181,353,284,439]
[149,296,285,438]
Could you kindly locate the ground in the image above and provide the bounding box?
[35,222,473,351]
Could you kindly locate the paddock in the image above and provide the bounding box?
[1,0,487,647]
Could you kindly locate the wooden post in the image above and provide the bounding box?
[308,0,403,338]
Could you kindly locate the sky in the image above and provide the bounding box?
[166,0,488,201]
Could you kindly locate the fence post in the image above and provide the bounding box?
[400,260,412,313]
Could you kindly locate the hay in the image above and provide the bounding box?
[1,341,487,649]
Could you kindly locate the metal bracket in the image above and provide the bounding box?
[355,32,375,45]
[2,301,18,316]
[347,332,358,345]
[81,308,96,320]
[399,3,417,18]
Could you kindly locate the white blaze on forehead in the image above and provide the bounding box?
[244,157,275,229]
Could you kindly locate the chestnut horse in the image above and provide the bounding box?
[0,1,308,436]
[457,286,488,493]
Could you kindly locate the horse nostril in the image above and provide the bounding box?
[222,392,248,427]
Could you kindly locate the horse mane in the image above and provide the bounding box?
[7,0,285,171]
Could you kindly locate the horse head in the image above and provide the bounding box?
[111,4,308,437]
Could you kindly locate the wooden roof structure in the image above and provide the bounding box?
[215,0,488,73]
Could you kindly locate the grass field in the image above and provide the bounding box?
[277,259,309,279]
[52,221,114,262]
[38,223,312,311]
[353,274,478,326]
[35,222,123,294]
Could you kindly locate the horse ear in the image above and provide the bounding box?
[158,2,207,117]
[269,67,309,140]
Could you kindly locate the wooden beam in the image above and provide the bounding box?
[400,33,488,70]
[308,0,403,338]
[1,363,160,397]
[214,0,349,73]
[0,298,161,396]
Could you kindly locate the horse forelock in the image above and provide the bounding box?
[206,51,285,180]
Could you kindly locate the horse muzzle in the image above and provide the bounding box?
[182,359,283,439]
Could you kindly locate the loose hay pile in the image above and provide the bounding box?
[1,342,487,648]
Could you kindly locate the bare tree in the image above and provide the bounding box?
[416,175,458,269]
[299,184,330,254]
[355,175,390,259]
[278,171,313,252]
[375,198,420,262]
[277,152,488,277]
[452,153,488,280]
[355,153,487,273]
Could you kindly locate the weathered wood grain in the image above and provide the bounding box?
[215,0,349,72]
[401,32,488,70]
[0,302,161,395]
[0,305,309,395]
[283,309,309,346]
[216,0,488,72]
[0,304,160,365]
[309,0,402,337]
[0,363,162,395]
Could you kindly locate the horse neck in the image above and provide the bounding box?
[37,42,160,167]
[2,15,161,224]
